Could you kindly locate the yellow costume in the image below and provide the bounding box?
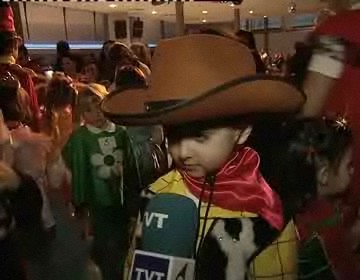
[149,170,298,280]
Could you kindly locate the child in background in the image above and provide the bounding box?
[113,65,168,186]
[43,73,79,149]
[1,71,88,280]
[0,71,55,236]
[62,83,140,280]
[291,118,360,279]
[81,60,99,84]
[42,73,80,204]
[0,71,57,279]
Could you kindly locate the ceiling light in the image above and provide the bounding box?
[230,3,235,7]
[202,19,207,23]
[109,4,117,8]
[202,10,208,14]
[288,1,297,14]
[152,10,158,15]
[249,10,254,14]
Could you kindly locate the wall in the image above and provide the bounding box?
[140,16,162,45]
[108,14,164,46]
[18,2,106,43]
[21,3,66,42]
[186,22,310,53]
[17,2,310,53]
[163,21,177,39]
[108,12,131,44]
[254,29,310,53]
[186,22,234,34]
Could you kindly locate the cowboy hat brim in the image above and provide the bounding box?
[101,75,305,126]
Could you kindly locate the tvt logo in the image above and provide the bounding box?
[144,212,169,229]
[131,252,169,280]
[134,268,165,280]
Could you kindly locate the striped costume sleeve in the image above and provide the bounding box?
[308,35,345,79]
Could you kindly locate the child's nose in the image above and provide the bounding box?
[178,140,192,160]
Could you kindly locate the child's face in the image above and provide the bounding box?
[168,126,245,178]
[329,147,354,194]
[82,98,107,128]
[83,63,98,83]
[62,57,77,75]
[319,147,354,196]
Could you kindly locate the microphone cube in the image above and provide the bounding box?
[129,250,195,280]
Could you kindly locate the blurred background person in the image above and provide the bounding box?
[98,40,115,83]
[61,53,83,81]
[130,42,152,68]
[54,40,70,72]
[108,42,151,85]
[235,29,267,73]
[81,60,99,84]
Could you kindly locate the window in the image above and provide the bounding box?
[290,13,316,28]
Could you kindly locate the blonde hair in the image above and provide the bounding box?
[130,42,152,67]
[77,83,108,114]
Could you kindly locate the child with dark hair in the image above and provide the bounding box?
[98,40,115,83]
[0,72,52,280]
[110,65,168,186]
[61,53,83,81]
[43,73,78,145]
[102,33,305,279]
[54,40,70,72]
[285,118,360,279]
[81,60,99,84]
[113,65,147,90]
[108,42,151,83]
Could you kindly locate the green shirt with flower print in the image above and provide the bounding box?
[62,123,140,213]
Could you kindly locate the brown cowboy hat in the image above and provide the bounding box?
[101,34,305,126]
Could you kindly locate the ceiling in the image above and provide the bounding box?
[40,0,328,23]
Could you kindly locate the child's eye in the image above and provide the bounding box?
[194,135,208,143]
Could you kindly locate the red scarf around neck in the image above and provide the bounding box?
[179,146,284,230]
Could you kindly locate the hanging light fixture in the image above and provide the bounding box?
[288,1,297,14]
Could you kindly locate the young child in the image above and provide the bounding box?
[289,118,360,279]
[62,83,140,280]
[0,71,55,233]
[0,71,57,279]
[101,34,305,279]
[43,73,79,148]
[301,1,360,237]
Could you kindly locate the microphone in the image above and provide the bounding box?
[142,193,198,257]
[129,193,198,280]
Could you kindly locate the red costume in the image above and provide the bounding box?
[314,9,360,209]
[0,3,40,131]
[302,9,360,279]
